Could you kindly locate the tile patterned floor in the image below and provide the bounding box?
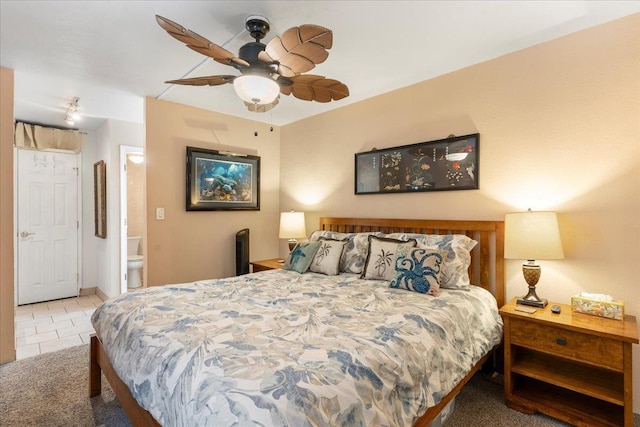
[14,294,104,360]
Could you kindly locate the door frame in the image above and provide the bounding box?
[13,147,83,305]
[119,145,143,294]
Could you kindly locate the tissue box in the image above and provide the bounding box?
[571,295,624,320]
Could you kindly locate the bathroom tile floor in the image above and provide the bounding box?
[14,294,104,360]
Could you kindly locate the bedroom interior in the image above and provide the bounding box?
[0,1,639,425]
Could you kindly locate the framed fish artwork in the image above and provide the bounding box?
[186,146,260,211]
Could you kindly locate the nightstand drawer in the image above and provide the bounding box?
[509,318,623,371]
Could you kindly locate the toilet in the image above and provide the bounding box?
[127,236,144,289]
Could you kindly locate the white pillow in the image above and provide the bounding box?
[309,239,347,276]
[309,231,384,274]
[361,235,417,281]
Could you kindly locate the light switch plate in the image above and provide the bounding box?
[156,207,165,220]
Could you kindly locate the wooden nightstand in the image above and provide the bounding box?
[499,298,638,427]
[250,258,284,272]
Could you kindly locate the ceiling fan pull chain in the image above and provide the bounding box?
[270,109,274,132]
[254,103,259,136]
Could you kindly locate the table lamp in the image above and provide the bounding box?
[279,211,307,252]
[505,209,564,308]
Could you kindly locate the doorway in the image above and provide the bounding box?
[119,145,144,294]
[16,148,81,305]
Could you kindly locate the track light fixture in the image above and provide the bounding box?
[64,97,81,125]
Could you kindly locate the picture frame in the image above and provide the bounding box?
[94,160,107,238]
[355,133,479,194]
[186,146,260,211]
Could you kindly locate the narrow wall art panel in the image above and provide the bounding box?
[355,134,479,194]
[94,160,107,238]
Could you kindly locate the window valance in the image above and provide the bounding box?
[14,121,82,152]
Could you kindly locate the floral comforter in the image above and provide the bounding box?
[91,270,503,426]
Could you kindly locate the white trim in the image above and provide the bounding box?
[76,151,83,293]
[13,147,17,306]
[120,145,143,294]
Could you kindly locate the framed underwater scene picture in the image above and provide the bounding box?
[186,146,260,211]
[355,133,479,194]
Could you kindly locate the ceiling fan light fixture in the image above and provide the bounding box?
[233,75,279,105]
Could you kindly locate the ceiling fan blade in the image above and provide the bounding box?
[288,75,349,102]
[165,75,236,86]
[264,25,333,76]
[279,85,292,96]
[156,15,249,67]
[283,25,333,50]
[244,96,280,113]
[258,51,275,64]
[257,51,299,78]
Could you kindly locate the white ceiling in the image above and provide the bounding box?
[1,1,638,131]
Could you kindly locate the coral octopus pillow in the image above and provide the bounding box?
[390,246,445,296]
[385,233,477,289]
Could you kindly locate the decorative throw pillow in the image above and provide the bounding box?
[309,230,350,242]
[283,241,321,273]
[361,236,417,281]
[385,233,477,289]
[309,239,347,276]
[309,231,384,274]
[390,246,445,296]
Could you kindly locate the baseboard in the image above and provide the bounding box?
[78,287,97,297]
[95,288,108,302]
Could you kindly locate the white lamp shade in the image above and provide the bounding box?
[279,211,307,239]
[233,75,280,104]
[505,211,564,260]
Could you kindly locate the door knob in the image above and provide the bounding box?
[20,231,35,238]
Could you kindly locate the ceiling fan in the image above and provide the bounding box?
[156,15,350,112]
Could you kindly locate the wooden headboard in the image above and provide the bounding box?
[319,217,505,307]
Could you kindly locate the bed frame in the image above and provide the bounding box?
[90,217,505,427]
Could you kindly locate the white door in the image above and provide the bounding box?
[17,149,79,305]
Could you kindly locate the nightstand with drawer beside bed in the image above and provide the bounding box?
[500,298,638,427]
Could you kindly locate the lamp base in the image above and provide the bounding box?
[517,261,547,308]
[517,297,548,308]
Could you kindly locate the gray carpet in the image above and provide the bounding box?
[0,344,637,426]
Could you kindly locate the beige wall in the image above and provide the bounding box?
[281,14,640,410]
[145,97,280,285]
[0,67,15,364]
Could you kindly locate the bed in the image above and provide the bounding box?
[89,217,505,426]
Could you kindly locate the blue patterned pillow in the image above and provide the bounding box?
[283,242,321,273]
[390,246,444,296]
[386,233,477,289]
